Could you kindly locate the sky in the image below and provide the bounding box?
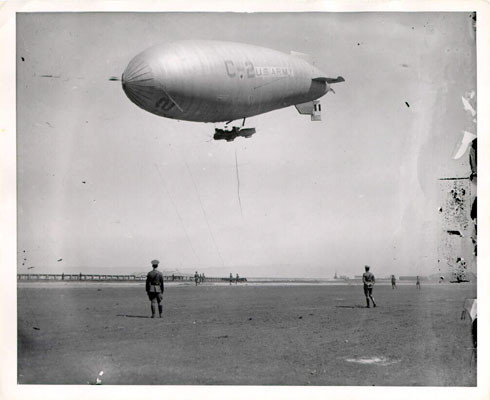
[16,12,476,278]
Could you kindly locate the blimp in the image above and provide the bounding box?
[119,40,344,141]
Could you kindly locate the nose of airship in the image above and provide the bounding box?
[121,53,158,113]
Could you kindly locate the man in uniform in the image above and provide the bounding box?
[146,259,164,318]
[391,274,397,289]
[416,275,421,289]
[362,265,376,308]
[194,271,199,286]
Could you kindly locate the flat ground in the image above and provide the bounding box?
[17,282,476,385]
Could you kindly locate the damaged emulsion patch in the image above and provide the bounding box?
[344,356,400,366]
[440,182,471,231]
[438,179,474,278]
[437,87,477,281]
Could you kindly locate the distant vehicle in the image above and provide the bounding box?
[120,40,344,140]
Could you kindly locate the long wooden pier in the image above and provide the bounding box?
[17,273,242,283]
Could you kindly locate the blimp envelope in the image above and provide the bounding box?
[462,298,477,322]
[120,40,344,125]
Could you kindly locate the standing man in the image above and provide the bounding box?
[416,275,421,289]
[230,273,233,285]
[236,273,239,285]
[362,265,376,308]
[194,271,199,286]
[146,259,164,318]
[391,275,397,289]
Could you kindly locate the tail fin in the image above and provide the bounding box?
[295,100,322,121]
[312,76,345,84]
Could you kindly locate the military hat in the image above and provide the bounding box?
[151,259,160,266]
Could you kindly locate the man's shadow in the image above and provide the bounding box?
[335,305,368,309]
[116,314,151,318]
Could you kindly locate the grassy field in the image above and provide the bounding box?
[17,282,476,385]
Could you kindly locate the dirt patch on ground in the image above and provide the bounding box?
[17,283,476,385]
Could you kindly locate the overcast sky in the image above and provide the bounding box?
[16,12,476,278]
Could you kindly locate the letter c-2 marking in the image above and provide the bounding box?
[224,60,235,77]
[155,96,174,112]
[245,61,255,78]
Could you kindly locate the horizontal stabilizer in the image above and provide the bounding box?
[295,100,321,121]
[295,102,314,115]
[312,76,345,84]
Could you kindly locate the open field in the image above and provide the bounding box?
[18,282,476,385]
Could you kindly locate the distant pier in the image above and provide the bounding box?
[17,273,245,283]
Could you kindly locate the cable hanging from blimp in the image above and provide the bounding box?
[112,40,344,141]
